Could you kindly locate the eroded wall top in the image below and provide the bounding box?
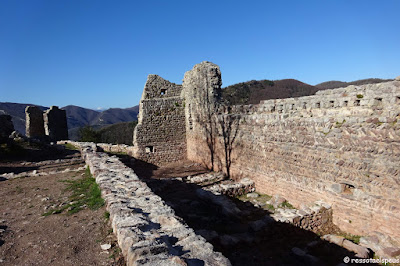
[141,74,182,100]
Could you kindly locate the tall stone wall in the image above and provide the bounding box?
[182,62,222,169]
[134,62,400,242]
[25,106,45,138]
[43,106,68,141]
[188,79,400,241]
[133,75,187,165]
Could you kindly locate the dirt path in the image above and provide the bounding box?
[0,150,123,266]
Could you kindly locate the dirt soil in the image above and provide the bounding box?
[0,145,124,266]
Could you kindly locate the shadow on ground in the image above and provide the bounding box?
[111,155,376,266]
[0,140,78,163]
[0,140,80,175]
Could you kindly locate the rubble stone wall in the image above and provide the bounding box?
[43,106,68,141]
[133,62,400,243]
[189,80,400,241]
[133,75,186,165]
[0,114,14,141]
[64,141,230,266]
[25,106,45,138]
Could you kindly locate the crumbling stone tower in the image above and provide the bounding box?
[25,106,45,138]
[181,62,223,169]
[133,75,187,164]
[133,61,221,165]
[25,105,68,141]
[43,106,68,141]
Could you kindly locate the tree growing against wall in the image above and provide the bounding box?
[217,106,241,179]
[195,84,218,171]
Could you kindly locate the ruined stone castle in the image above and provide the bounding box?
[25,105,68,141]
[133,62,400,243]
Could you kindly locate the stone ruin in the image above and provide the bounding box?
[25,106,45,138]
[25,105,68,141]
[133,62,400,248]
[43,106,68,141]
[0,114,15,142]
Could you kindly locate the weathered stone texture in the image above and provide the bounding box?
[133,62,400,244]
[182,62,222,170]
[43,106,68,141]
[133,75,186,165]
[25,106,45,138]
[65,141,230,266]
[0,114,14,141]
[189,80,400,241]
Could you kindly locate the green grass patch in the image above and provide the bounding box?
[264,204,275,211]
[279,200,295,209]
[104,211,110,220]
[43,167,104,216]
[340,233,362,244]
[109,247,122,259]
[63,143,79,151]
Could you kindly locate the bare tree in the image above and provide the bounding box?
[195,79,218,171]
[217,106,240,179]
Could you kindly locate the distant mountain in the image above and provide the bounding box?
[0,102,139,140]
[222,78,394,105]
[222,79,319,105]
[315,78,393,90]
[62,105,100,130]
[0,102,47,134]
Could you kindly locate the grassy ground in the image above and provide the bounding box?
[43,166,104,216]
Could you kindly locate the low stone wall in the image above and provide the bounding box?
[63,141,230,266]
[290,203,333,233]
[96,143,135,155]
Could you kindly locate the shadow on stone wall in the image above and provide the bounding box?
[112,154,373,266]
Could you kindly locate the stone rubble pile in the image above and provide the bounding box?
[179,172,225,186]
[66,141,231,266]
[241,192,334,233]
[322,234,370,258]
[179,172,255,197]
[359,232,400,259]
[204,178,255,197]
[1,166,86,180]
[96,143,135,155]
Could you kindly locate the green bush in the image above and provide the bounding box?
[78,126,100,143]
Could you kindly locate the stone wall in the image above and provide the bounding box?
[43,106,68,141]
[133,62,400,243]
[25,106,45,138]
[25,105,68,142]
[64,141,230,266]
[182,62,222,170]
[133,75,186,165]
[0,114,14,142]
[188,79,400,241]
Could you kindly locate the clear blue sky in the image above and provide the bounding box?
[1,0,399,110]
